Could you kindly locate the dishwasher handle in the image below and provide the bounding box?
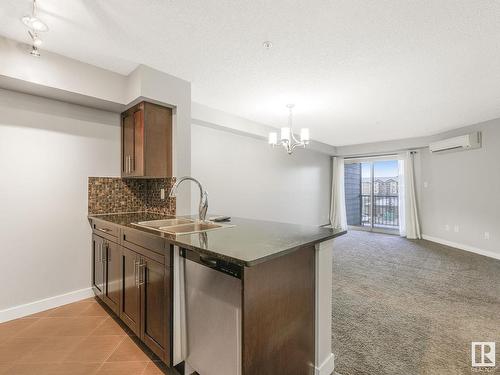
[181,248,243,279]
[199,255,218,268]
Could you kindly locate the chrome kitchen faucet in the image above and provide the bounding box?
[169,177,208,222]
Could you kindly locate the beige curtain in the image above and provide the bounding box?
[329,156,348,231]
[398,151,421,239]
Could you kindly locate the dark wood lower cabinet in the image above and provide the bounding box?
[94,228,172,362]
[120,246,141,336]
[93,234,121,315]
[102,240,120,314]
[92,220,318,374]
[242,245,316,375]
[141,255,170,363]
[92,234,104,297]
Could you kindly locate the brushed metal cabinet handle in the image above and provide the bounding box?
[134,260,139,287]
[138,260,146,286]
[102,242,107,263]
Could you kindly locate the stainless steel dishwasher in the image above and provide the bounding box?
[181,248,242,375]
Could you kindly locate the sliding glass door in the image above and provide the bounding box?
[345,159,400,233]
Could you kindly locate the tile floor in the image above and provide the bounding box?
[0,298,176,375]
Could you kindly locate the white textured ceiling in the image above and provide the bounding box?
[1,0,500,146]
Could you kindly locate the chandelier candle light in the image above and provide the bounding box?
[268,104,310,154]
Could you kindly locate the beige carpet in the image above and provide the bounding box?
[332,230,500,375]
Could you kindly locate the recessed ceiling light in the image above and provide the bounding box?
[263,41,273,49]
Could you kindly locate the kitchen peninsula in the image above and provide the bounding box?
[89,211,345,375]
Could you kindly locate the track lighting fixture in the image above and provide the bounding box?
[21,0,48,56]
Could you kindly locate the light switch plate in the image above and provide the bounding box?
[160,188,165,200]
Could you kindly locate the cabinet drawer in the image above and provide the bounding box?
[122,228,167,262]
[92,219,119,239]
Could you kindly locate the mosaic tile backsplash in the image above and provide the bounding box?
[88,177,176,215]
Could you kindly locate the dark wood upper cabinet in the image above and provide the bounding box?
[121,101,173,178]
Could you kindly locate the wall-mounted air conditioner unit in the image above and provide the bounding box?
[429,132,481,153]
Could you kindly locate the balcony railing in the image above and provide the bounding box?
[361,195,399,227]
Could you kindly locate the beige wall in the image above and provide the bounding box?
[191,124,332,226]
[338,119,500,258]
[418,119,500,257]
[0,89,120,311]
[0,37,193,216]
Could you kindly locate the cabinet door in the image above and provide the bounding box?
[121,106,144,177]
[143,103,172,177]
[120,247,141,335]
[131,108,144,176]
[140,256,170,363]
[103,240,121,314]
[122,112,134,177]
[92,234,104,299]
[121,101,173,178]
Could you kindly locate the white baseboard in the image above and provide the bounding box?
[315,353,335,375]
[0,287,94,323]
[422,235,500,261]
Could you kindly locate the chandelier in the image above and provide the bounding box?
[268,104,310,154]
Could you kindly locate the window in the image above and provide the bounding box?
[344,159,400,232]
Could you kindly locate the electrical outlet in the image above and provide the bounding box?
[160,188,165,200]
[484,232,490,240]
[424,181,429,188]
[454,225,459,233]
[445,224,450,231]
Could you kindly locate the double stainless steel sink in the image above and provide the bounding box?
[133,218,232,235]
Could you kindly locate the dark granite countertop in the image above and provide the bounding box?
[88,212,346,266]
